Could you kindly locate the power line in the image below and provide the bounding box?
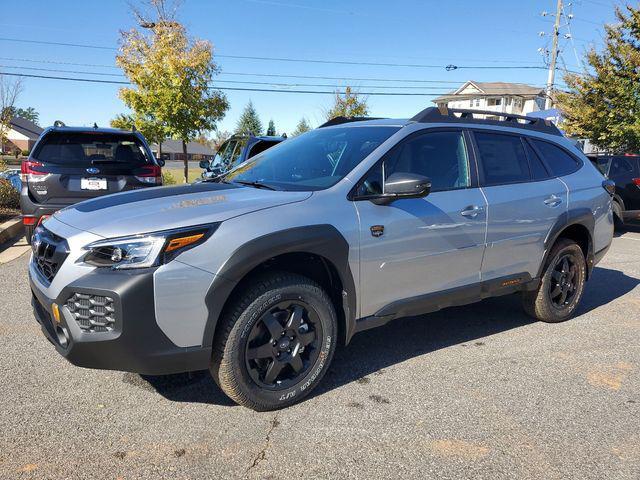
[0,72,452,96]
[0,36,548,70]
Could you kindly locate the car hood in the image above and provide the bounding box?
[53,182,312,238]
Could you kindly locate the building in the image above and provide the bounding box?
[433,81,546,119]
[150,139,215,162]
[1,117,43,154]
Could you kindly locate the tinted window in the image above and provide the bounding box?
[383,131,470,192]
[224,126,399,191]
[531,140,580,177]
[524,141,550,180]
[247,140,280,159]
[34,133,150,166]
[609,157,634,176]
[475,132,530,185]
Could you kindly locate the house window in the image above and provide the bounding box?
[487,98,502,106]
[506,98,512,106]
[475,99,480,107]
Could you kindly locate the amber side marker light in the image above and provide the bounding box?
[51,303,61,324]
[165,233,205,253]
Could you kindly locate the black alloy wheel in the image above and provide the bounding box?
[548,253,579,308]
[244,300,322,390]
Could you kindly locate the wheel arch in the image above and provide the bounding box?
[539,209,595,280]
[202,225,357,349]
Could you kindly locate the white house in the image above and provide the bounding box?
[433,81,546,119]
[1,117,43,154]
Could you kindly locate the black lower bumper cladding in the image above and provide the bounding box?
[30,267,211,375]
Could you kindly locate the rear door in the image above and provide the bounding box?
[28,132,158,205]
[608,156,640,211]
[473,130,567,281]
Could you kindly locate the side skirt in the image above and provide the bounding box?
[353,273,538,336]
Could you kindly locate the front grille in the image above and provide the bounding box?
[66,293,115,332]
[32,227,69,283]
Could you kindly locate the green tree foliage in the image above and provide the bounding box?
[291,117,311,136]
[557,5,640,152]
[266,119,276,136]
[235,101,263,135]
[14,107,39,125]
[325,86,369,120]
[116,0,228,182]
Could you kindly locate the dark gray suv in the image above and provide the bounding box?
[20,126,163,241]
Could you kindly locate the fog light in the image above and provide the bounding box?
[51,303,61,324]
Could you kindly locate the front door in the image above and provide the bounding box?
[353,129,487,318]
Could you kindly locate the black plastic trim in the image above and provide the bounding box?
[202,224,357,346]
[355,273,536,334]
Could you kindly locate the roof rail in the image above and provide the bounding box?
[410,106,561,136]
[318,116,384,128]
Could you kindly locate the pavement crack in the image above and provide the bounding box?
[245,413,279,476]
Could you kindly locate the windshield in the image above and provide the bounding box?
[34,132,151,166]
[223,126,399,190]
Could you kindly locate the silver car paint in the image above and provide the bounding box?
[31,121,614,349]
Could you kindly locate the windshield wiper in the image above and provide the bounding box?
[232,180,276,191]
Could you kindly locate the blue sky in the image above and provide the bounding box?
[0,0,621,136]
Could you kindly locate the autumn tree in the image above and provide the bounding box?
[325,86,369,120]
[0,74,22,164]
[291,117,311,136]
[116,0,228,182]
[110,113,167,158]
[557,4,640,152]
[266,119,276,136]
[235,101,263,135]
[212,129,231,150]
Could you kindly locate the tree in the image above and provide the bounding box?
[266,119,276,136]
[116,0,229,182]
[14,107,39,125]
[557,5,640,152]
[292,117,311,136]
[110,113,167,158]
[0,74,23,161]
[235,101,263,136]
[212,129,231,150]
[325,86,369,120]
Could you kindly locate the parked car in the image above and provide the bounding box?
[0,168,21,192]
[20,125,163,241]
[29,107,613,411]
[587,154,640,228]
[200,134,286,179]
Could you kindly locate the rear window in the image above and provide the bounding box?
[531,140,580,177]
[474,131,530,185]
[34,132,151,166]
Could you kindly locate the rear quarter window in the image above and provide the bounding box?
[474,131,531,185]
[531,140,581,177]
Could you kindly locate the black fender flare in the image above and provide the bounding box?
[201,224,357,348]
[538,208,595,279]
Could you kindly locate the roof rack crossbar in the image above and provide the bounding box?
[410,107,561,136]
[318,116,385,128]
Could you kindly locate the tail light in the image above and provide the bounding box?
[20,160,46,182]
[23,216,37,226]
[134,164,162,185]
[633,178,640,187]
[602,179,616,196]
[37,215,51,226]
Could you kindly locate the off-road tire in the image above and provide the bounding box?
[522,238,587,323]
[210,272,337,411]
[612,201,624,230]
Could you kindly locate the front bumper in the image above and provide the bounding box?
[30,266,211,375]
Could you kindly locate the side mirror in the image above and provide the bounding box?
[199,160,210,169]
[371,173,431,205]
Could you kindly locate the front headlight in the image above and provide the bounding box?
[80,224,217,270]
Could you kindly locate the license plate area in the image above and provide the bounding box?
[81,177,107,190]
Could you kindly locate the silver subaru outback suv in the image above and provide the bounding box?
[29,107,614,410]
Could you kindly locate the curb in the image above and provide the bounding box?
[0,217,24,245]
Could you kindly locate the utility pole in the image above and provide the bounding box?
[545,0,563,110]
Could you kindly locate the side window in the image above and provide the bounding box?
[383,131,470,192]
[609,157,634,177]
[531,140,580,177]
[247,140,278,159]
[474,131,530,185]
[229,138,249,167]
[524,140,550,180]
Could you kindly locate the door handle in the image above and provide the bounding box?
[460,205,484,218]
[544,195,562,207]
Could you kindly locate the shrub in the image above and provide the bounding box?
[162,171,177,185]
[21,149,30,157]
[0,179,19,209]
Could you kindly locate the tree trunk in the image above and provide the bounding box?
[158,141,162,159]
[182,139,188,183]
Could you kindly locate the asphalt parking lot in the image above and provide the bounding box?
[1,229,639,479]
